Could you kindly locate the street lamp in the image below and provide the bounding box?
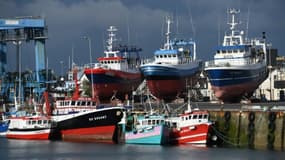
[82,36,94,98]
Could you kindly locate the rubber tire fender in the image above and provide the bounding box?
[224,111,231,121]
[248,112,255,122]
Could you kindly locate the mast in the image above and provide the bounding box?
[164,17,172,50]
[106,26,118,54]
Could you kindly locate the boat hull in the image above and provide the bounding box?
[52,107,124,143]
[6,128,51,140]
[0,121,9,137]
[84,68,142,102]
[140,62,201,101]
[125,125,169,145]
[205,66,268,102]
[169,123,211,144]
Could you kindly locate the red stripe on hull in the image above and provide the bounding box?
[147,77,198,101]
[6,133,50,140]
[169,124,210,144]
[147,79,184,100]
[93,82,141,101]
[211,81,258,102]
[61,125,116,143]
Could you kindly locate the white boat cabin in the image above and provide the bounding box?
[9,113,51,129]
[166,111,209,129]
[53,99,97,115]
[134,115,166,131]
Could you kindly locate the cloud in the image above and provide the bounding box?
[0,0,284,73]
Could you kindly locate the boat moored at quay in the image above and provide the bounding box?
[44,79,126,143]
[166,103,212,145]
[125,112,169,145]
[204,8,269,103]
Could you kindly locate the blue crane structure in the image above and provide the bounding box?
[0,17,50,104]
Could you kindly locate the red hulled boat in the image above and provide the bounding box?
[84,26,142,102]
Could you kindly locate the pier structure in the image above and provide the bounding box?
[0,17,49,103]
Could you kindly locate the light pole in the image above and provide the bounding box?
[82,36,94,98]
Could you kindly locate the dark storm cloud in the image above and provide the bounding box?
[0,0,284,74]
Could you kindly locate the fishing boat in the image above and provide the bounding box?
[84,26,142,103]
[125,112,169,145]
[140,17,202,102]
[46,68,126,143]
[165,92,212,145]
[6,111,52,140]
[204,8,268,102]
[0,111,9,137]
[0,120,9,137]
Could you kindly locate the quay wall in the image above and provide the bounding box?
[209,109,285,150]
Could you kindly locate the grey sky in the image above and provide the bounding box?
[1,0,284,74]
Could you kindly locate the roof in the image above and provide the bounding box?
[216,45,250,51]
[154,49,177,55]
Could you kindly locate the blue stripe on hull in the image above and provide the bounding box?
[140,65,200,80]
[206,67,268,87]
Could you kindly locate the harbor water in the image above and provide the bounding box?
[0,138,284,160]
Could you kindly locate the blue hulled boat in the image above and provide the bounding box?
[204,8,269,102]
[125,113,169,145]
[140,17,202,102]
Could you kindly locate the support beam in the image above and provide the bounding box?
[0,42,7,76]
[35,39,46,82]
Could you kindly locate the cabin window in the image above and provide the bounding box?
[217,50,220,53]
[193,115,197,119]
[38,120,42,124]
[189,116,192,119]
[71,101,76,105]
[81,101,86,106]
[76,101,80,106]
[156,120,160,124]
[186,116,188,120]
[152,120,156,125]
[65,101,70,106]
[198,115,203,119]
[156,55,159,58]
[60,102,64,106]
[32,120,36,125]
[28,120,32,125]
[222,50,227,53]
[148,120,151,125]
[48,120,51,124]
[160,55,163,58]
[142,121,147,125]
[233,50,238,53]
[203,115,208,119]
[173,54,176,57]
[164,55,167,58]
[43,120,48,124]
[92,102,96,106]
[87,101,91,106]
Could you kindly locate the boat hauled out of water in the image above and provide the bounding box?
[140,17,202,102]
[204,8,269,103]
[84,26,142,103]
